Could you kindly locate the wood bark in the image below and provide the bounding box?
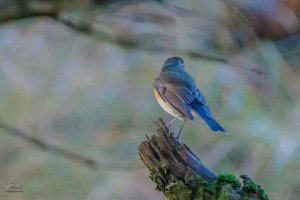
[138,119,269,200]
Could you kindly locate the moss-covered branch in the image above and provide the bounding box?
[138,119,268,200]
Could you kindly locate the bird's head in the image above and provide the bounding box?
[163,57,184,69]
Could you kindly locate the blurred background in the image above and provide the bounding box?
[0,0,300,199]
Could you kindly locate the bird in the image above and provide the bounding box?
[153,57,225,137]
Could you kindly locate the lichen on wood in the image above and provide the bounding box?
[138,118,268,200]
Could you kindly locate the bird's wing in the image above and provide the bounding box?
[166,83,194,104]
[154,78,194,120]
[193,88,214,119]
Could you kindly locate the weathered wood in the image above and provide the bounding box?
[138,119,269,200]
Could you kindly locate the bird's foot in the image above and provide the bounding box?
[175,131,181,140]
[175,120,186,140]
[156,117,178,135]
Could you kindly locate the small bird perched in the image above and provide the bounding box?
[154,57,225,137]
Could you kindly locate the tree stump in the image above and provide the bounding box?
[138,119,269,200]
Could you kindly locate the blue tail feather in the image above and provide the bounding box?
[191,103,225,132]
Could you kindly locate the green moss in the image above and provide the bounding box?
[161,161,171,175]
[217,173,241,189]
[240,175,269,200]
[149,169,164,191]
[184,170,204,188]
[217,185,232,200]
[240,175,258,192]
[148,160,172,191]
[203,182,218,193]
[147,161,269,200]
[257,186,269,200]
[193,182,218,200]
[165,181,193,200]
